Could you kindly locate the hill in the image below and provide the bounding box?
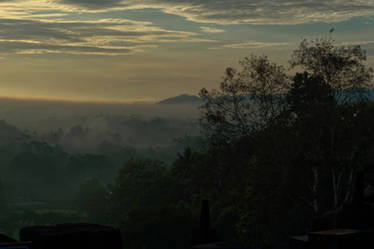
[157,94,201,105]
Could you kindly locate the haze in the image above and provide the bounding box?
[0,0,373,102]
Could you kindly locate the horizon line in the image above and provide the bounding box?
[0,95,161,105]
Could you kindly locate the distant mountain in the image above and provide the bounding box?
[157,94,202,105]
[158,89,374,105]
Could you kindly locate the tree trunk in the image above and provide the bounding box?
[312,167,319,214]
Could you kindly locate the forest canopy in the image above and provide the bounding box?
[198,36,374,246]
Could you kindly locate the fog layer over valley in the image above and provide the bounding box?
[0,95,201,211]
[0,96,201,151]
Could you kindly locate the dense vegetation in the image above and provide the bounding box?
[1,36,374,249]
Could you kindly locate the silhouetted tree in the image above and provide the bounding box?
[108,159,193,249]
[288,38,373,217]
[108,159,174,223]
[199,55,289,146]
[290,37,373,103]
[199,36,374,246]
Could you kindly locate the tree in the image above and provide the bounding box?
[76,178,108,224]
[286,72,338,215]
[198,55,294,246]
[287,72,335,116]
[108,159,193,249]
[290,37,373,103]
[199,55,289,146]
[199,36,374,245]
[288,38,374,217]
[108,159,175,224]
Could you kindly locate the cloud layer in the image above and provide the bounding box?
[0,17,216,55]
[0,0,373,56]
[200,26,225,33]
[2,0,374,25]
[222,41,293,49]
[52,0,374,24]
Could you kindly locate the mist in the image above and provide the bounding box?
[0,96,201,152]
[0,97,200,130]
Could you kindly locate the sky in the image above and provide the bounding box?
[0,0,373,103]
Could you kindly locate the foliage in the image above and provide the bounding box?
[290,37,373,103]
[107,159,197,249]
[199,55,289,146]
[75,178,108,224]
[199,37,374,246]
[109,160,174,239]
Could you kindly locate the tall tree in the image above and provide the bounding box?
[290,37,373,103]
[198,36,374,245]
[199,55,289,146]
[289,38,374,215]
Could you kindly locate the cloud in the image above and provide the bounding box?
[57,0,124,9]
[0,0,372,57]
[221,41,293,49]
[2,0,374,25]
[200,26,225,33]
[48,0,374,24]
[338,41,374,46]
[211,40,374,52]
[0,17,216,55]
